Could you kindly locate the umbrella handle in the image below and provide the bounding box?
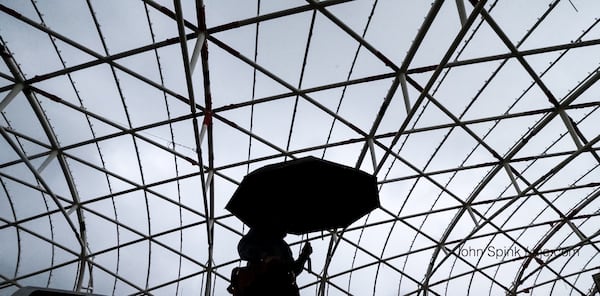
[299,242,312,271]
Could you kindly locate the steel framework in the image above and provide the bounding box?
[1,0,599,295]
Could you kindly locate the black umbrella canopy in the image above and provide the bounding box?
[226,156,379,234]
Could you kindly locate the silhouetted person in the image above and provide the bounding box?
[228,228,312,296]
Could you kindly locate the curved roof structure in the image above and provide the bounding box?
[1,1,600,295]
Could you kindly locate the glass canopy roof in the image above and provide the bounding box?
[1,0,599,295]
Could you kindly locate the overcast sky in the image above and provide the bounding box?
[1,0,600,295]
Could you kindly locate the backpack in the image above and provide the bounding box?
[228,258,300,296]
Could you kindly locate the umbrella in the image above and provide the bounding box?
[226,156,379,234]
